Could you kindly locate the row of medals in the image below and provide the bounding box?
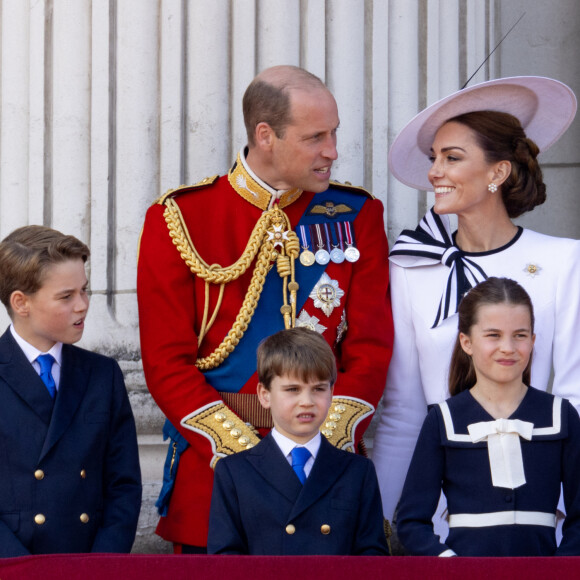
[298,222,360,267]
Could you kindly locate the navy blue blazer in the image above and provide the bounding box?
[0,328,142,556]
[208,432,388,555]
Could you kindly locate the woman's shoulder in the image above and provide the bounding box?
[520,228,580,251]
[493,228,580,283]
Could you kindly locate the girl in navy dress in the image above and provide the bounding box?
[397,277,580,556]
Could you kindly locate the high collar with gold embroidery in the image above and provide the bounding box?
[228,150,302,211]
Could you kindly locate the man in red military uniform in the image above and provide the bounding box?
[137,65,393,552]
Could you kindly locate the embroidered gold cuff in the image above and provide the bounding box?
[320,396,375,452]
[181,401,261,468]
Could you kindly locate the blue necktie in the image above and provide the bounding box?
[37,354,56,399]
[291,447,311,485]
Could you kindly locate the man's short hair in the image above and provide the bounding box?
[243,65,327,146]
[0,225,90,314]
[257,327,337,390]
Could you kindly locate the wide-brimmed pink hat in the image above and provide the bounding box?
[388,76,577,191]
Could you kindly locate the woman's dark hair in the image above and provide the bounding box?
[449,277,535,396]
[447,110,546,218]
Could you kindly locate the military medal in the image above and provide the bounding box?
[267,223,289,249]
[298,225,315,266]
[330,248,344,263]
[296,309,327,334]
[309,272,345,317]
[300,250,316,266]
[343,221,360,263]
[313,224,330,265]
[329,222,345,264]
[344,246,360,262]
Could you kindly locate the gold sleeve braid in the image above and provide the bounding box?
[181,402,261,468]
[320,397,375,452]
[163,197,299,371]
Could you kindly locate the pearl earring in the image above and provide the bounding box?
[488,183,498,193]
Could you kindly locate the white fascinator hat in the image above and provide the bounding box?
[388,76,577,191]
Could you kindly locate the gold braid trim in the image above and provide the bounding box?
[195,238,274,370]
[163,199,298,370]
[320,396,375,452]
[181,402,261,468]
[164,197,270,284]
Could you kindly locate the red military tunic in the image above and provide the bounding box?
[137,153,393,546]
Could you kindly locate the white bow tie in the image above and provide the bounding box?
[468,418,534,489]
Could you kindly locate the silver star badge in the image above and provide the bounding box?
[309,272,345,317]
[296,310,327,334]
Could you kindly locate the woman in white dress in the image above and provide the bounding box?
[372,76,580,538]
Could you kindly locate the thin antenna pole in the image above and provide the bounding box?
[461,12,526,90]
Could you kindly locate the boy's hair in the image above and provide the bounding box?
[0,225,90,315]
[257,327,337,390]
[449,277,535,396]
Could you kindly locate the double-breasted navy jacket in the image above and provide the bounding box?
[0,328,142,556]
[208,432,388,555]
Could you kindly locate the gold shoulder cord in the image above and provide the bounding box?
[163,198,300,371]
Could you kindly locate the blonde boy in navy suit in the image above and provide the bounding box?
[0,226,141,556]
[208,327,388,555]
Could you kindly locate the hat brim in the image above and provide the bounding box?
[388,76,577,191]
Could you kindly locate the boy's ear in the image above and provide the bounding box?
[257,382,271,409]
[10,291,30,317]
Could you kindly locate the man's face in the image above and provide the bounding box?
[268,88,339,193]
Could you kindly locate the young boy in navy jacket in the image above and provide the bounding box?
[208,327,388,555]
[0,225,141,556]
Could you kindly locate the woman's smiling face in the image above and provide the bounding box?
[427,121,501,218]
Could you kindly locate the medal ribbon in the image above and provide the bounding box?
[299,225,310,250]
[344,221,355,246]
[324,223,333,250]
[315,223,326,250]
[335,222,344,250]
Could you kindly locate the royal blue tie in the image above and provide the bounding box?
[37,354,56,399]
[291,447,311,485]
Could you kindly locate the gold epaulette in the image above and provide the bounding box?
[320,396,375,452]
[329,180,375,200]
[181,401,261,468]
[153,176,220,206]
